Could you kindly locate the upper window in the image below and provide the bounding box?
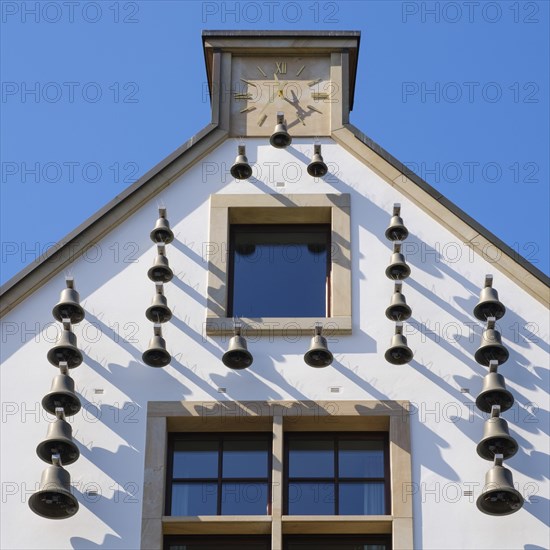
[285,433,389,516]
[205,194,351,335]
[167,433,272,516]
[228,224,331,317]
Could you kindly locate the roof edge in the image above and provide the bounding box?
[340,123,550,303]
[0,123,228,317]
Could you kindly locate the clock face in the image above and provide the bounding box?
[230,56,332,137]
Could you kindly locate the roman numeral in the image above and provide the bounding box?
[234,93,253,100]
[275,62,287,74]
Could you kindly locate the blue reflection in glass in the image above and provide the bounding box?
[289,439,334,478]
[223,439,269,478]
[221,482,269,515]
[171,482,217,515]
[339,440,384,478]
[339,482,385,515]
[231,225,329,317]
[173,440,218,478]
[288,482,335,515]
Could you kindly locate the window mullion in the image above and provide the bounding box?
[334,436,339,515]
[218,437,223,515]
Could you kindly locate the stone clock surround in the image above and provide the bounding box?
[202,31,361,137]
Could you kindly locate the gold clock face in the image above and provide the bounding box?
[231,56,332,136]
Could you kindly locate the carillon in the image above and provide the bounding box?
[144,208,174,367]
[230,144,253,180]
[222,322,253,370]
[473,276,522,515]
[384,205,413,364]
[304,324,333,368]
[269,112,292,148]
[307,144,328,178]
[30,279,85,519]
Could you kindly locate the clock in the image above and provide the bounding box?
[230,56,332,137]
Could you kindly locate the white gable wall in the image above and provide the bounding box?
[1,138,548,549]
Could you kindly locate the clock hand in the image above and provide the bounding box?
[258,87,278,118]
[273,73,286,97]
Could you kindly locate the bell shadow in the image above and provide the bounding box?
[171,275,208,308]
[523,495,550,528]
[332,358,389,402]
[78,443,141,493]
[169,356,230,400]
[70,485,141,548]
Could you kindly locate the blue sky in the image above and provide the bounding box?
[1,0,549,285]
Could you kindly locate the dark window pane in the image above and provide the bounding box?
[289,439,334,478]
[230,225,329,317]
[221,482,269,515]
[339,482,386,515]
[339,440,385,478]
[173,440,218,479]
[223,439,269,478]
[171,482,217,515]
[165,537,270,550]
[286,543,387,550]
[288,482,335,515]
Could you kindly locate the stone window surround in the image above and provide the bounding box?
[205,194,352,336]
[141,400,413,550]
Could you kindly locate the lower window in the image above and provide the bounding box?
[164,536,270,550]
[167,433,272,516]
[285,433,389,515]
[164,535,391,550]
[284,535,391,549]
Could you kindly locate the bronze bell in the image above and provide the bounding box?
[142,325,171,367]
[150,207,174,244]
[476,406,518,461]
[475,360,514,413]
[42,363,81,417]
[474,318,509,366]
[230,145,253,180]
[28,455,79,519]
[269,112,292,148]
[36,408,80,465]
[476,454,524,516]
[304,325,333,368]
[307,144,328,178]
[52,278,85,324]
[385,323,413,365]
[385,282,412,321]
[145,284,172,323]
[473,275,506,321]
[47,320,83,369]
[385,204,409,241]
[385,243,411,280]
[147,245,173,283]
[222,325,253,369]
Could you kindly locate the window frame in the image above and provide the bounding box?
[141,400,412,550]
[283,432,390,516]
[205,194,351,336]
[166,432,273,516]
